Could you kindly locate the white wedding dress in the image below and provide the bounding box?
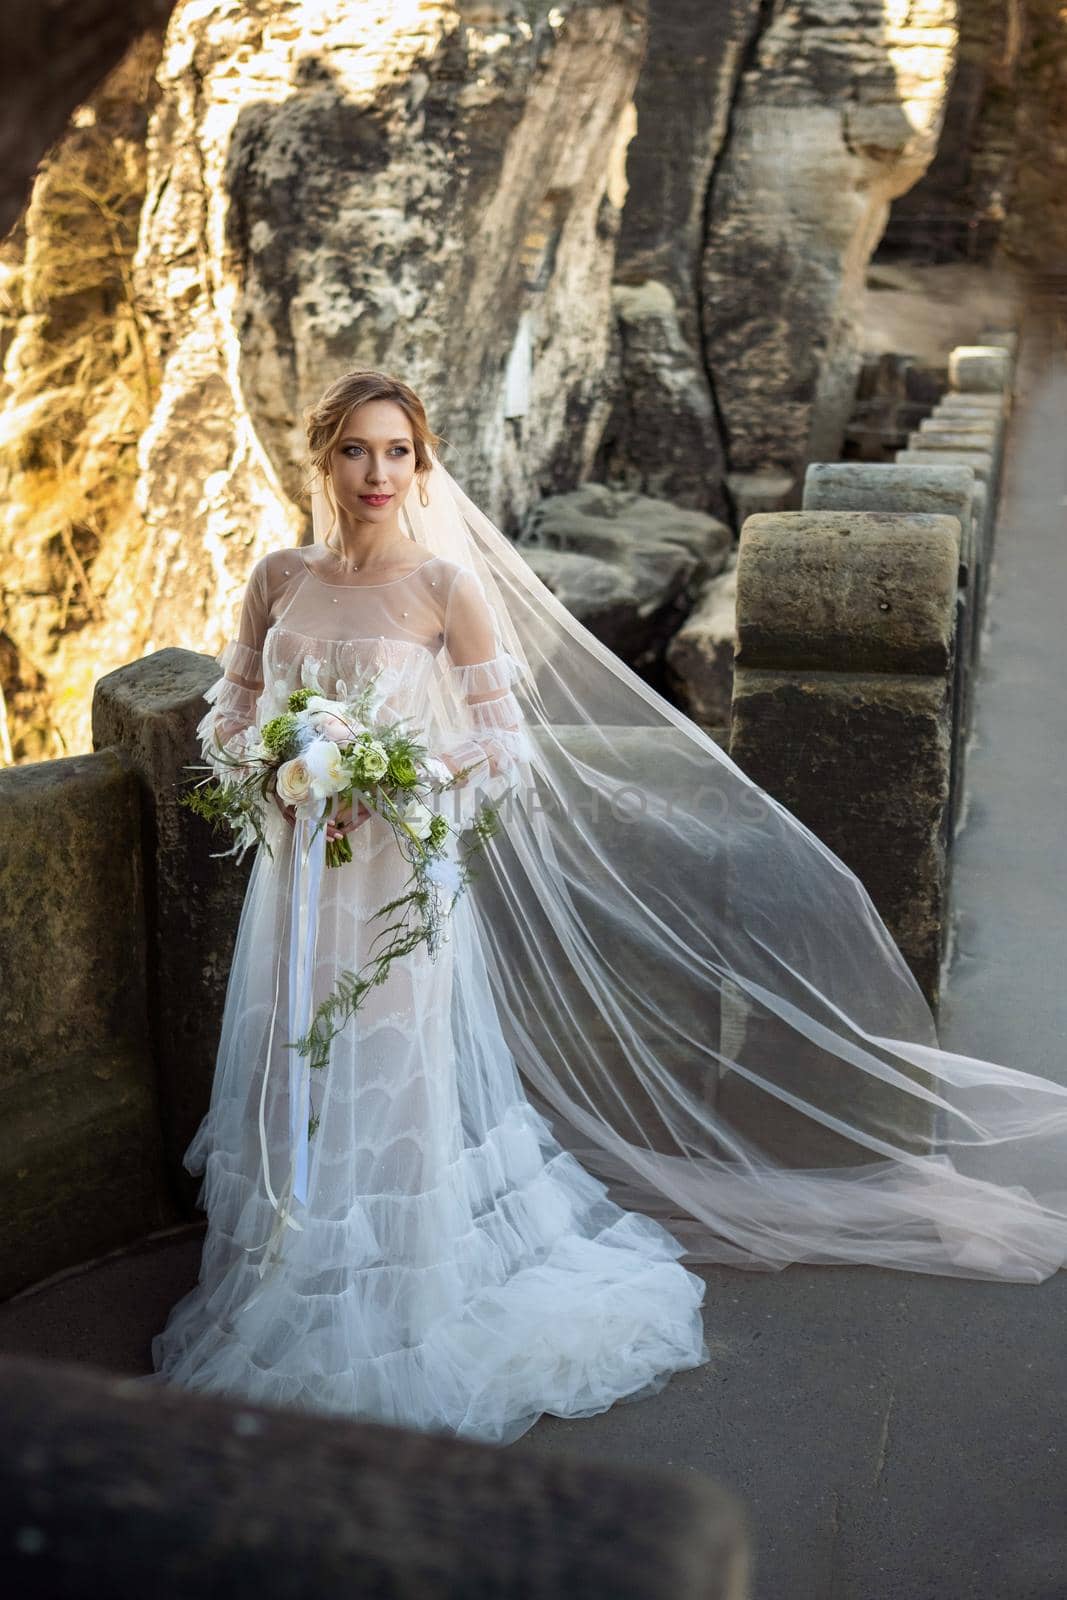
[148,545,709,1445]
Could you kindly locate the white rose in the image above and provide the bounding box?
[397,796,434,840]
[276,756,313,806]
[303,738,346,799]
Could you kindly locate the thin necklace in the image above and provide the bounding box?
[324,538,410,575]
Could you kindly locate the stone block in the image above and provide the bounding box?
[735,511,959,676]
[730,667,951,1014]
[801,463,977,832]
[934,391,1005,409]
[730,508,959,1045]
[895,449,992,484]
[520,482,731,582]
[921,415,1002,440]
[519,544,696,667]
[0,749,173,1295]
[801,461,975,584]
[92,649,254,1203]
[518,484,730,668]
[948,345,1011,393]
[0,1354,751,1599]
[907,429,997,453]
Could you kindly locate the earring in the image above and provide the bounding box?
[418,478,430,508]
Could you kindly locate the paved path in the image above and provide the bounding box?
[2,290,1066,1598]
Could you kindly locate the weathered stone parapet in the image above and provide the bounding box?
[801,464,977,837]
[802,464,975,591]
[932,413,1001,447]
[949,345,1012,392]
[930,384,1008,427]
[895,447,992,483]
[937,390,1006,406]
[896,448,998,617]
[0,749,175,1297]
[0,1353,750,1599]
[734,512,959,676]
[906,429,997,454]
[92,648,251,1202]
[730,511,960,1016]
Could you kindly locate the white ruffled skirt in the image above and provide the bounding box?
[148,803,709,1444]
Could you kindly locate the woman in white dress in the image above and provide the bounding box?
[151,366,1067,1441]
[149,373,710,1443]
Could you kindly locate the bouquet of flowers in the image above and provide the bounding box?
[180,668,504,1095]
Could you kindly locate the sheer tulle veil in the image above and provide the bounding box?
[310,454,1067,1283]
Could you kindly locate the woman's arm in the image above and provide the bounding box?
[431,566,533,820]
[197,559,270,778]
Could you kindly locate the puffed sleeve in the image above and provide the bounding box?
[197,557,269,778]
[430,566,533,820]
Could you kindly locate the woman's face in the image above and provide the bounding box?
[328,398,418,526]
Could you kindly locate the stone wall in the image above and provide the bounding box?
[728,338,1015,1008]
[0,746,175,1297]
[0,1352,750,1598]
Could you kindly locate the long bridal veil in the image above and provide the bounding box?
[310,454,1067,1283]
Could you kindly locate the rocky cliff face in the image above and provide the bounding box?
[701,0,958,491]
[0,33,163,762]
[880,0,1067,271]
[130,0,644,670]
[3,0,1040,763]
[602,0,959,515]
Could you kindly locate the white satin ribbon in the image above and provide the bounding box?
[288,804,326,1206]
[241,795,332,1301]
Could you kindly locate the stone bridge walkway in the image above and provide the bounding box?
[2,287,1066,1599]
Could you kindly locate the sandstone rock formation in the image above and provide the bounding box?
[3,1,648,759]
[0,33,164,762]
[128,0,645,675]
[2,0,1045,765]
[699,0,958,494]
[517,482,731,669]
[0,0,176,239]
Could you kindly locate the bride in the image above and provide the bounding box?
[148,371,710,1443]
[149,368,1067,1443]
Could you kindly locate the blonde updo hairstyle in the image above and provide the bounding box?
[302,370,445,550]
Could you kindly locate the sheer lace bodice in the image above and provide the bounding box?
[196,548,534,822]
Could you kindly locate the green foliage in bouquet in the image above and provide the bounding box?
[180,668,516,1146]
[288,796,504,1081]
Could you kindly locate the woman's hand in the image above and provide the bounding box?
[270,792,371,835]
[272,790,297,828]
[326,798,372,840]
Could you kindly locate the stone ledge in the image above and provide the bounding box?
[735,511,960,675]
[0,1353,750,1598]
[0,747,174,1296]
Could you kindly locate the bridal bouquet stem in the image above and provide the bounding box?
[181,671,503,1120]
